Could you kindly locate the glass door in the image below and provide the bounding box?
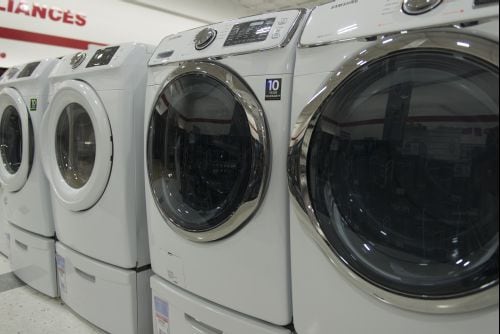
[147,62,269,242]
[0,87,34,192]
[41,80,112,211]
[288,30,499,313]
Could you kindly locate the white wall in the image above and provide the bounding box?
[0,0,243,67]
[125,0,254,24]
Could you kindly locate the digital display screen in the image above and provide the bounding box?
[474,0,498,6]
[86,46,120,68]
[224,18,275,46]
[17,61,41,78]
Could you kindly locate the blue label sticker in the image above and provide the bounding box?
[56,254,65,270]
[265,78,282,100]
[154,296,169,322]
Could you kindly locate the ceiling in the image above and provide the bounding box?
[228,0,331,11]
[123,0,331,24]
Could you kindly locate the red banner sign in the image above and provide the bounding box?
[0,0,87,26]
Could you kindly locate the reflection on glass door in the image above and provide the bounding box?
[55,103,96,189]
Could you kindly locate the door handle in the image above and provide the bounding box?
[185,314,223,334]
[74,267,96,283]
[15,240,28,250]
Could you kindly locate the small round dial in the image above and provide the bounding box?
[70,52,86,69]
[402,0,443,15]
[194,28,217,50]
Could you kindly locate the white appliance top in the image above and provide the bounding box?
[2,58,58,84]
[51,42,154,77]
[149,9,306,66]
[301,0,499,47]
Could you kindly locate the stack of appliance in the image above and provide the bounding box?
[144,9,308,334]
[0,66,20,258]
[0,75,6,258]
[288,0,499,333]
[39,43,154,334]
[0,59,59,297]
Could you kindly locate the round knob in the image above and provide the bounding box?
[70,52,86,69]
[402,0,443,15]
[194,28,217,50]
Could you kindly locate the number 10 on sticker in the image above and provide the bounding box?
[265,78,282,101]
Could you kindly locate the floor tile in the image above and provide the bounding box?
[0,254,107,334]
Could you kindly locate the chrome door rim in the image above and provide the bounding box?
[288,29,499,314]
[147,61,270,242]
[0,87,33,192]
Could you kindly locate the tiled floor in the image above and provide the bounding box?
[0,254,106,334]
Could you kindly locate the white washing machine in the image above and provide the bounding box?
[0,184,6,257]
[0,59,59,297]
[41,43,152,269]
[288,1,499,334]
[145,9,308,326]
[0,59,57,236]
[0,67,18,258]
[151,275,292,334]
[40,43,154,334]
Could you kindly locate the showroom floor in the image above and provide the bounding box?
[0,254,106,334]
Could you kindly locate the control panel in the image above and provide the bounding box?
[149,9,304,66]
[51,43,155,78]
[17,61,41,78]
[224,18,276,46]
[301,0,499,46]
[86,46,120,68]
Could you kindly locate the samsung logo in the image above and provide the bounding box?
[331,0,359,10]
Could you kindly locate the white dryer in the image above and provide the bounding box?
[0,59,59,297]
[0,184,6,257]
[288,1,499,334]
[0,59,57,236]
[41,43,151,269]
[40,43,153,334]
[145,10,307,326]
[0,67,18,258]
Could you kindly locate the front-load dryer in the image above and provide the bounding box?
[40,43,154,334]
[0,184,6,257]
[41,43,152,269]
[0,59,57,237]
[0,59,59,297]
[145,9,308,326]
[288,1,499,334]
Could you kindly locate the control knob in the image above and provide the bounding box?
[194,28,217,50]
[70,52,87,69]
[402,0,442,15]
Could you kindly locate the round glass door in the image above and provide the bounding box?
[289,31,499,313]
[1,106,24,174]
[40,80,112,211]
[55,103,96,189]
[0,88,34,192]
[147,62,268,242]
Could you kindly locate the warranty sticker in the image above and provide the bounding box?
[29,98,37,111]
